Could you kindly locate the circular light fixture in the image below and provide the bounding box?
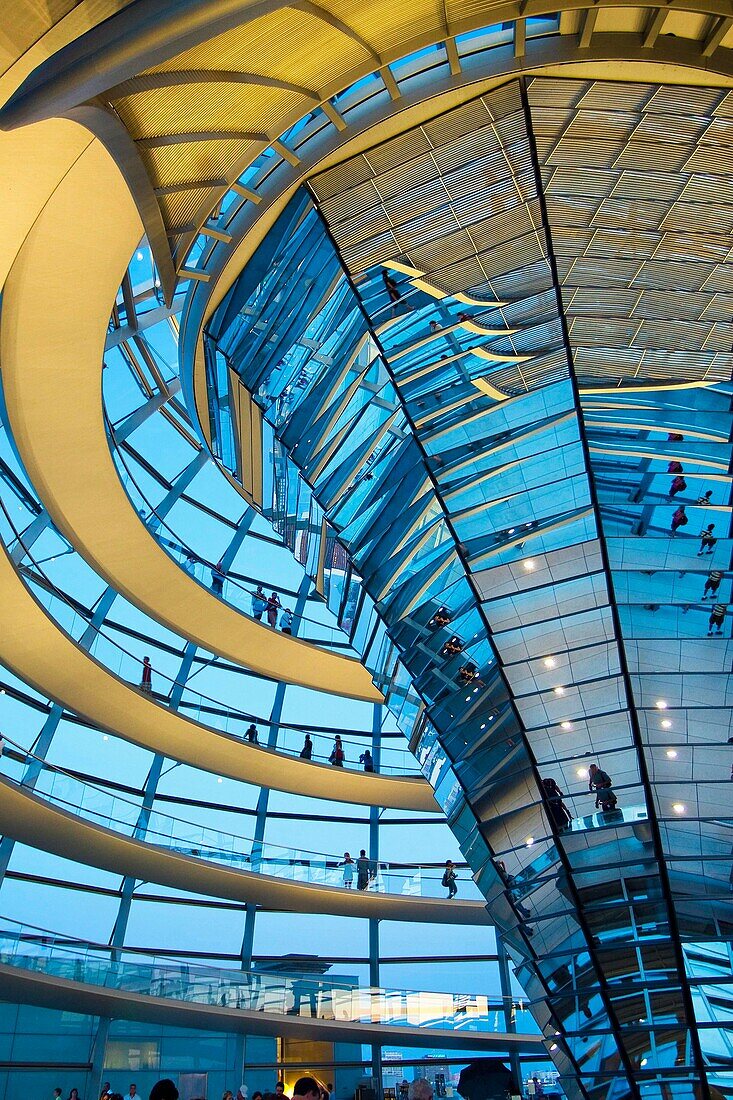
[672,802,686,814]
[561,721,572,731]
[523,559,536,572]
[576,767,589,779]
[661,719,672,729]
[544,657,557,669]
[553,686,565,696]
[655,700,668,709]
[136,250,144,261]
[525,836,534,848]
[102,734,109,741]
[666,750,678,760]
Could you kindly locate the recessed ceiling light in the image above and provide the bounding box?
[554,686,565,696]
[661,719,672,729]
[525,836,534,847]
[523,559,536,572]
[666,750,678,760]
[544,657,557,669]
[577,767,588,778]
[672,802,686,814]
[561,721,572,730]
[655,700,668,710]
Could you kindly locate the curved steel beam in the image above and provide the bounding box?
[0,540,436,811]
[0,777,490,925]
[0,964,540,1050]
[0,133,382,704]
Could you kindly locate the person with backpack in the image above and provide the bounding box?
[329,735,344,767]
[442,859,457,899]
[588,764,617,811]
[667,474,687,500]
[670,506,688,536]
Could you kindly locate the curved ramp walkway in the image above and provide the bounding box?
[0,538,432,811]
[0,777,488,925]
[0,132,378,703]
[0,925,539,1051]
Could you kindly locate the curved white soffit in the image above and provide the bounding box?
[0,539,435,811]
[0,778,490,926]
[0,129,381,704]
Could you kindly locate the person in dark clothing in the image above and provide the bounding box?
[588,763,617,811]
[356,849,370,890]
[266,591,281,626]
[329,735,344,767]
[382,270,401,303]
[667,460,684,474]
[697,490,713,505]
[245,723,259,745]
[360,749,374,772]
[541,777,572,832]
[703,569,723,599]
[708,603,727,636]
[442,859,457,899]
[299,733,313,759]
[140,656,153,694]
[698,524,717,555]
[211,558,226,596]
[670,506,688,536]
[150,1084,178,1100]
[667,474,687,500]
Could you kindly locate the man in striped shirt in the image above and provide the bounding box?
[708,603,728,636]
[703,569,723,600]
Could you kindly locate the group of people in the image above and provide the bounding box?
[184,552,296,633]
[302,733,373,771]
[541,764,618,833]
[251,584,293,633]
[341,849,375,890]
[663,454,728,636]
[58,1083,145,1100]
[340,852,458,897]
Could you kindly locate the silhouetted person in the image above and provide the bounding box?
[588,763,617,810]
[149,1083,178,1100]
[299,733,313,759]
[211,558,226,596]
[542,777,572,832]
[356,849,370,890]
[342,851,354,887]
[280,608,293,634]
[245,723,259,745]
[329,735,344,767]
[360,749,374,772]
[140,655,153,694]
[382,269,401,303]
[697,490,713,505]
[442,859,457,898]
